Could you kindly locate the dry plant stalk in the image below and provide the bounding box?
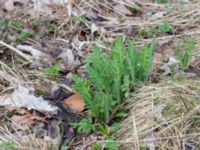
[0,41,32,62]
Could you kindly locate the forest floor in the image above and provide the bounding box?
[0,0,200,149]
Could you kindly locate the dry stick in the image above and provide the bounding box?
[0,41,32,62]
[58,83,74,93]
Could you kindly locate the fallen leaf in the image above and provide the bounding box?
[18,108,30,115]
[156,39,173,56]
[33,0,72,17]
[144,135,156,149]
[45,119,61,146]
[4,0,28,12]
[63,93,84,113]
[4,0,16,12]
[11,114,44,131]
[17,45,46,58]
[160,57,180,75]
[91,23,98,35]
[47,119,60,139]
[0,84,58,113]
[33,122,46,138]
[78,30,87,41]
[58,48,80,70]
[16,44,54,68]
[62,123,74,141]
[151,11,166,20]
[113,4,132,16]
[86,12,100,22]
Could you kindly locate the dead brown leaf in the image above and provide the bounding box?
[63,93,84,113]
[113,4,132,16]
[45,119,61,147]
[11,114,44,132]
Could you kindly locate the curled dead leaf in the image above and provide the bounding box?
[63,93,84,113]
[45,119,61,147]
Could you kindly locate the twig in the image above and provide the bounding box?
[0,41,32,62]
[58,83,74,93]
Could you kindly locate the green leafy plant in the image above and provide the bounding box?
[0,140,16,149]
[159,22,172,33]
[175,39,195,70]
[8,20,22,30]
[17,30,33,41]
[131,4,141,13]
[71,118,96,133]
[103,138,118,150]
[48,22,58,34]
[72,121,119,149]
[73,37,157,124]
[35,88,47,96]
[7,19,35,42]
[91,139,118,150]
[72,15,88,25]
[111,123,122,133]
[99,125,110,137]
[0,18,7,30]
[44,64,62,77]
[128,40,157,81]
[153,0,168,4]
[139,26,157,38]
[139,23,173,38]
[99,126,119,150]
[91,125,119,150]
[91,144,102,150]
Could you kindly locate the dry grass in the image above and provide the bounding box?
[0,126,47,150]
[116,78,200,149]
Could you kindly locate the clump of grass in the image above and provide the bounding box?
[175,39,195,70]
